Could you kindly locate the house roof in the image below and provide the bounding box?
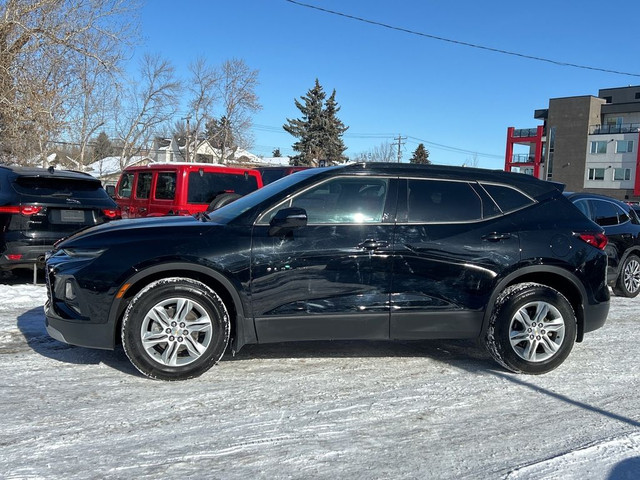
[85,156,152,178]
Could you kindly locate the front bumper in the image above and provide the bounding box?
[44,253,119,350]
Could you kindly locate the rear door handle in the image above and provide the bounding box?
[358,239,389,250]
[483,232,512,242]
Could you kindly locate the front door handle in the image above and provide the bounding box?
[358,239,389,250]
[483,232,512,242]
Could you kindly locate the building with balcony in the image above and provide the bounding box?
[505,85,640,201]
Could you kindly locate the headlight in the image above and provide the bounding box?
[61,248,106,258]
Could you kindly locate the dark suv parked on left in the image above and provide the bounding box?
[0,165,120,271]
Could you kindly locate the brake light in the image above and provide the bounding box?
[577,232,608,250]
[102,208,121,219]
[0,205,43,216]
[5,254,22,261]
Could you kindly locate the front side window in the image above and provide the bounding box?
[616,140,634,153]
[117,173,134,199]
[613,168,631,181]
[407,179,482,223]
[588,168,605,181]
[135,172,152,199]
[261,177,389,224]
[590,141,607,154]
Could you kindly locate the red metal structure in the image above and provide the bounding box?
[504,125,545,179]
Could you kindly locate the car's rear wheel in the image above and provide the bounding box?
[122,278,230,380]
[485,283,576,374]
[613,254,640,298]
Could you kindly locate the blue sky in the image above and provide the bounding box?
[137,0,640,169]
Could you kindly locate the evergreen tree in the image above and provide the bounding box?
[92,131,114,161]
[205,116,235,153]
[272,147,282,157]
[410,143,430,164]
[322,90,348,163]
[283,79,348,166]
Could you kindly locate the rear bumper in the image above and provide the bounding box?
[582,298,610,336]
[0,244,51,269]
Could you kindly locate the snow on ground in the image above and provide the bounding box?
[1,276,639,480]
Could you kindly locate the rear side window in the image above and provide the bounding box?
[187,172,259,204]
[13,176,106,200]
[135,172,152,199]
[407,179,481,223]
[481,183,534,213]
[155,172,176,200]
[590,199,626,226]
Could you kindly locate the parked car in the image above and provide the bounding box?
[114,162,263,218]
[0,165,120,272]
[565,192,640,297]
[45,163,610,380]
[254,166,310,185]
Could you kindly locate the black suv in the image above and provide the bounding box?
[565,192,640,297]
[44,163,610,380]
[0,165,120,271]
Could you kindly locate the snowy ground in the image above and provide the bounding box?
[1,275,639,480]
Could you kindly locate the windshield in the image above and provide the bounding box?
[205,168,325,223]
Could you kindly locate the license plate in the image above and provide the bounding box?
[61,210,85,222]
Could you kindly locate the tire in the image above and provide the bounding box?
[206,193,242,213]
[612,254,640,298]
[485,282,577,374]
[121,278,230,380]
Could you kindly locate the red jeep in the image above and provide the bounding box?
[114,163,263,218]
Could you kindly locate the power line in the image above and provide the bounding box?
[285,0,640,78]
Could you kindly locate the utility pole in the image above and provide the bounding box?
[184,116,191,162]
[392,134,407,163]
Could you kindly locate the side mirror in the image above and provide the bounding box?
[269,207,307,236]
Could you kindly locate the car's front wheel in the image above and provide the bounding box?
[485,283,577,374]
[613,254,640,298]
[122,278,230,380]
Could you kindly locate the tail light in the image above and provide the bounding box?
[0,205,43,216]
[576,232,608,250]
[102,208,121,219]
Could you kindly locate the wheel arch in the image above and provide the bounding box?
[482,266,588,342]
[107,262,255,352]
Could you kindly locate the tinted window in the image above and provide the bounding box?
[135,172,152,199]
[13,176,107,200]
[295,177,388,224]
[407,179,481,223]
[262,177,389,224]
[481,184,533,213]
[591,199,621,226]
[260,169,287,185]
[187,172,259,204]
[118,173,134,199]
[155,172,176,200]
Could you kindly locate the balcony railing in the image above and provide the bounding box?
[510,154,536,163]
[513,128,541,138]
[589,123,640,134]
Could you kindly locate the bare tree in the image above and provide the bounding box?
[352,142,396,163]
[0,0,138,165]
[213,58,261,162]
[184,57,219,160]
[114,54,181,169]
